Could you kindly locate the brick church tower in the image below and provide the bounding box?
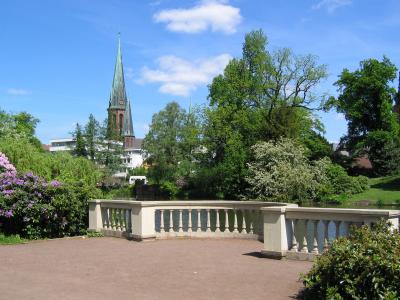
[107,35,135,148]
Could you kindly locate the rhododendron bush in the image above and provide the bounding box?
[0,152,92,238]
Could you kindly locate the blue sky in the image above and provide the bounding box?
[1,0,399,144]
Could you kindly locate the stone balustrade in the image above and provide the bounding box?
[261,206,400,261]
[88,200,400,261]
[88,200,293,241]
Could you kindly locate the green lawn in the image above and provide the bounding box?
[0,233,27,245]
[346,175,400,205]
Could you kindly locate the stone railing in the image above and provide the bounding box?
[88,200,400,261]
[261,206,400,260]
[88,200,295,240]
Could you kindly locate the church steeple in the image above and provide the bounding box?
[109,34,127,110]
[122,100,135,149]
[122,100,134,138]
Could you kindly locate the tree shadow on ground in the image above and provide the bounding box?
[371,176,400,191]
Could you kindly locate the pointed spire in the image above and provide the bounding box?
[109,33,127,109]
[122,100,135,137]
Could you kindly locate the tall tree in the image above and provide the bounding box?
[143,102,201,186]
[327,57,400,175]
[0,110,41,149]
[73,123,87,157]
[198,29,328,198]
[85,114,100,161]
[95,118,124,175]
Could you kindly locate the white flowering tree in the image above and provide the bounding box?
[246,138,329,202]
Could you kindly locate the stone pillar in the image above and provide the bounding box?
[131,205,156,241]
[261,207,288,259]
[88,200,103,232]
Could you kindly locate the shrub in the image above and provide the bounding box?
[302,220,400,299]
[325,163,369,195]
[0,136,103,187]
[0,152,99,239]
[246,138,329,203]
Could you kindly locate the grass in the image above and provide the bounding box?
[346,175,400,206]
[0,233,27,245]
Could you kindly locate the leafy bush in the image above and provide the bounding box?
[302,220,400,299]
[325,163,369,195]
[0,136,102,187]
[246,138,329,202]
[0,152,99,239]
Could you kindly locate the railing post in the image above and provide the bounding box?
[215,209,221,233]
[160,209,165,233]
[88,200,103,232]
[261,207,288,259]
[131,205,156,241]
[233,209,239,233]
[206,209,211,233]
[188,209,192,233]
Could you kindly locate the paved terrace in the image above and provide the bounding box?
[0,238,311,300]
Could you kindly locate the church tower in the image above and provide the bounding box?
[107,34,135,148]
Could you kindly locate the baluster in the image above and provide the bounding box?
[312,220,319,254]
[102,208,108,229]
[215,209,221,233]
[206,209,211,232]
[300,220,309,253]
[197,209,202,232]
[249,210,254,234]
[121,209,126,231]
[334,220,341,239]
[169,210,174,233]
[241,210,247,234]
[116,209,121,231]
[233,209,239,233]
[109,208,114,230]
[290,219,298,252]
[160,209,165,233]
[323,220,330,251]
[178,209,183,233]
[188,209,192,233]
[126,209,132,233]
[108,208,112,229]
[224,209,229,232]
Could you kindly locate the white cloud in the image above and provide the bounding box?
[6,88,31,96]
[153,0,242,34]
[312,0,352,13]
[139,54,232,96]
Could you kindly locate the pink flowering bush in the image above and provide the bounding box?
[0,152,91,239]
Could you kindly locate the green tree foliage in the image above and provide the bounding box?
[327,57,400,175]
[302,220,400,299]
[72,123,87,157]
[95,118,124,175]
[143,102,201,191]
[246,138,328,202]
[0,110,42,149]
[198,29,328,198]
[85,114,100,161]
[72,115,124,175]
[0,136,102,189]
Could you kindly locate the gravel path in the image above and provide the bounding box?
[0,237,312,300]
